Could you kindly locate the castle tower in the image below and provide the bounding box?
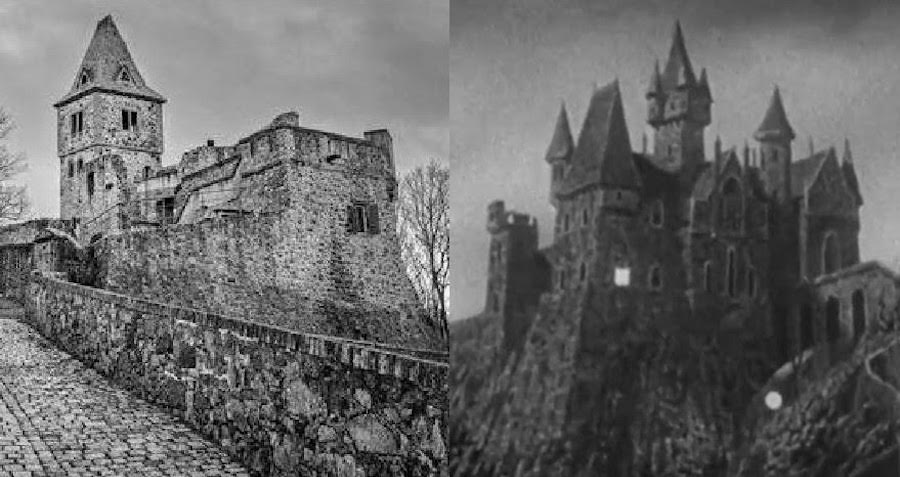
[545,102,574,206]
[485,200,546,353]
[55,15,166,227]
[753,86,794,203]
[646,21,711,175]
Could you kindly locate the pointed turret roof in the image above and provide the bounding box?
[842,138,863,205]
[754,86,794,141]
[564,80,639,193]
[661,21,696,89]
[55,15,165,107]
[646,60,663,98]
[545,103,574,163]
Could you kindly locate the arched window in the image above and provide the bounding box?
[649,264,662,290]
[822,231,840,275]
[650,200,663,227]
[852,289,866,340]
[826,297,840,342]
[726,248,737,298]
[721,177,742,231]
[704,261,713,292]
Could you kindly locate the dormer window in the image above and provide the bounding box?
[118,67,132,83]
[79,69,92,86]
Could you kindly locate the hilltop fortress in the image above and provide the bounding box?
[451,22,900,476]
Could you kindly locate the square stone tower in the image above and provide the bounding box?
[54,15,165,234]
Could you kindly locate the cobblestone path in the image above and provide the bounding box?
[0,301,251,477]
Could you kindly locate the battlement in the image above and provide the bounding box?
[486,200,538,235]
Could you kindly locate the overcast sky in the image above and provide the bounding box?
[0,0,447,219]
[452,0,900,320]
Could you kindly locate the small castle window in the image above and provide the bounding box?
[118,68,131,83]
[79,69,91,86]
[582,209,589,226]
[614,267,631,287]
[77,158,83,172]
[726,248,737,298]
[121,109,138,131]
[564,213,570,232]
[579,263,586,282]
[346,202,380,234]
[70,111,84,135]
[67,161,74,178]
[704,261,713,292]
[86,172,95,199]
[144,166,151,180]
[649,265,662,290]
[650,200,664,227]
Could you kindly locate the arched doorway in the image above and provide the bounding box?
[852,290,866,340]
[826,297,840,342]
[822,232,840,275]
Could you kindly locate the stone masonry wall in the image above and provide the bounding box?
[25,275,448,476]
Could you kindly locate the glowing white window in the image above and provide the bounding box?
[614,267,631,287]
[764,391,782,410]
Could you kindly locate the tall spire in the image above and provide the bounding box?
[662,20,696,88]
[754,86,794,142]
[56,14,165,107]
[545,102,574,163]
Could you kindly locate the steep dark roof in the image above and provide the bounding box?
[646,60,663,97]
[56,15,165,107]
[562,81,639,193]
[545,103,574,163]
[754,87,794,141]
[842,139,863,205]
[790,149,830,198]
[661,21,696,89]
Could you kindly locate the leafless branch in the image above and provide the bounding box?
[0,109,27,223]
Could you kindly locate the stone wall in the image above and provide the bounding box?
[0,244,33,302]
[25,275,448,476]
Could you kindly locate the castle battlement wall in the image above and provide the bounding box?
[25,274,448,476]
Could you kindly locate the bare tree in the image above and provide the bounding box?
[398,160,449,338]
[0,109,27,222]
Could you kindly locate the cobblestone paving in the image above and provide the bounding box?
[0,301,251,477]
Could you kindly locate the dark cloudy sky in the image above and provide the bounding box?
[452,0,900,320]
[0,0,447,218]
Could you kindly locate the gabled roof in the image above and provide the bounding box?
[56,15,165,107]
[545,103,574,163]
[562,80,639,193]
[661,21,696,89]
[790,149,831,198]
[754,87,794,141]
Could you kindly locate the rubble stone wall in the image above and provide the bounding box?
[24,275,449,477]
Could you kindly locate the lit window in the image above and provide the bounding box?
[614,267,631,287]
[764,391,782,410]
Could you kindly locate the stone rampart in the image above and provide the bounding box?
[24,274,448,476]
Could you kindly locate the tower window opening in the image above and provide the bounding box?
[67,161,74,178]
[564,213,570,232]
[70,111,84,135]
[649,264,662,290]
[121,109,138,131]
[86,172,95,199]
[77,158,83,173]
[582,209,589,226]
[143,166,151,180]
[726,248,737,298]
[579,262,586,282]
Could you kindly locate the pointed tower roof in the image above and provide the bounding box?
[55,15,165,107]
[646,60,663,98]
[842,138,863,205]
[754,86,794,142]
[661,21,696,89]
[545,103,574,163]
[564,80,639,193]
[697,67,712,99]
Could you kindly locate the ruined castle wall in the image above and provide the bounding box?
[0,244,32,302]
[24,275,448,477]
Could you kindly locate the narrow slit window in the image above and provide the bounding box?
[122,109,138,131]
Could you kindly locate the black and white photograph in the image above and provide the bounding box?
[0,1,448,476]
[451,0,900,475]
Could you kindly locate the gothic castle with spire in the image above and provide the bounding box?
[484,21,863,362]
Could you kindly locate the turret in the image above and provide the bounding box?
[545,103,574,205]
[753,86,794,203]
[646,21,712,175]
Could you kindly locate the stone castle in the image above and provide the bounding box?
[0,15,448,476]
[451,22,900,476]
[485,21,863,361]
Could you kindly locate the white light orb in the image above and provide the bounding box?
[764,391,783,410]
